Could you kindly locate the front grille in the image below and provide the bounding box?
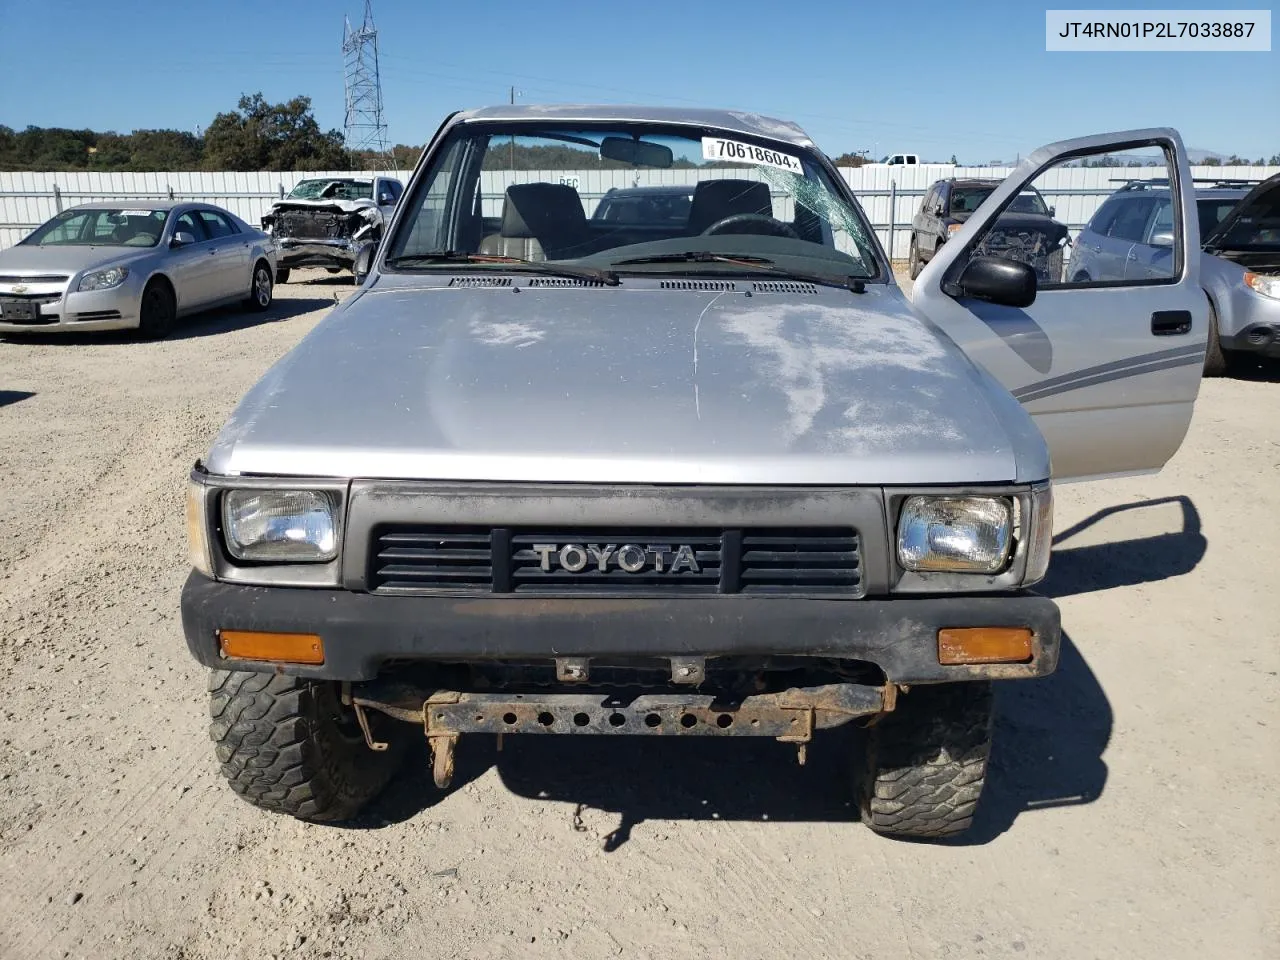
[740,529,862,596]
[370,527,493,593]
[0,274,69,283]
[511,529,722,594]
[368,526,862,597]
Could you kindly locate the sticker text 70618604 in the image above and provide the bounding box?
[701,137,803,174]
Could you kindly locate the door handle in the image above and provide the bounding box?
[1151,310,1191,336]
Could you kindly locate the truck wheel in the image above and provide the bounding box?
[275,268,291,285]
[908,237,922,279]
[1203,299,1227,377]
[858,682,993,839]
[208,670,407,822]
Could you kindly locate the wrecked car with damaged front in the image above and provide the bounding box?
[261,176,402,283]
[183,106,1209,838]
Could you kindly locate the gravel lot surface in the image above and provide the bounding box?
[0,270,1277,960]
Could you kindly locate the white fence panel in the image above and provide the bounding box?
[2,166,1275,256]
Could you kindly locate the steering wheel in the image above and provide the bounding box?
[701,213,800,239]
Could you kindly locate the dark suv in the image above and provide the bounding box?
[909,179,1068,280]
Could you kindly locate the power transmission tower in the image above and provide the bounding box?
[342,0,389,165]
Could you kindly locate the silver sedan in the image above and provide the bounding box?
[0,201,277,338]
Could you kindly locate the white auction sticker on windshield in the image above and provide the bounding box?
[701,137,803,173]
[120,209,154,217]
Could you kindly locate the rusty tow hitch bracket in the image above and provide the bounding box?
[341,681,902,789]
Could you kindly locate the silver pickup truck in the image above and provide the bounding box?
[182,106,1209,838]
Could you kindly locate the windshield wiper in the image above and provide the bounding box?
[385,251,619,286]
[611,251,866,292]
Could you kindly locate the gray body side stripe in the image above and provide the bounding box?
[1014,352,1203,403]
[1012,344,1204,403]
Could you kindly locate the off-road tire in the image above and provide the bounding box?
[208,670,407,822]
[1203,298,1227,377]
[247,260,273,312]
[275,267,291,285]
[137,279,176,340]
[908,236,922,279]
[858,681,993,839]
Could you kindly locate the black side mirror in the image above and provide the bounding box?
[954,256,1037,308]
[353,242,378,284]
[933,202,945,216]
[169,230,196,249]
[1048,205,1057,217]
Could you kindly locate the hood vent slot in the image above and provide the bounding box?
[449,276,513,288]
[525,277,606,288]
[659,280,736,292]
[751,281,818,295]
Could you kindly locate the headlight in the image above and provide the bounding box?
[222,490,338,563]
[897,496,1012,573]
[1245,272,1280,299]
[77,266,129,291]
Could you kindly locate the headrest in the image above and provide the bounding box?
[500,183,588,239]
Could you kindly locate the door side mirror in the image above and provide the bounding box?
[933,202,945,216]
[1149,231,1175,248]
[1048,205,1057,217]
[170,231,196,249]
[953,256,1037,308]
[353,242,378,284]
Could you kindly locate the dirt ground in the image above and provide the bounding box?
[0,270,1276,960]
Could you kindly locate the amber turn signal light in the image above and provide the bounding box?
[219,630,324,665]
[938,627,1033,665]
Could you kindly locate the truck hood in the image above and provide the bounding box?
[1202,172,1280,254]
[206,278,1041,484]
[269,198,377,215]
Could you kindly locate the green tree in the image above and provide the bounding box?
[203,94,350,171]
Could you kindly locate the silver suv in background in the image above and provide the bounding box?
[1068,177,1277,374]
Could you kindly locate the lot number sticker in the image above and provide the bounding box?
[702,137,803,173]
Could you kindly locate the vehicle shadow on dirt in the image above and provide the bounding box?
[360,631,1110,848]
[1040,495,1206,599]
[1227,356,1280,383]
[166,297,338,340]
[0,390,35,407]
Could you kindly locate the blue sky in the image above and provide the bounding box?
[2,0,1275,162]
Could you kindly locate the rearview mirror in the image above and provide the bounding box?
[599,136,673,169]
[170,231,196,249]
[954,256,1037,308]
[353,241,377,284]
[1149,231,1174,248]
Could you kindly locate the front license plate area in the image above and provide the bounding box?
[0,299,38,322]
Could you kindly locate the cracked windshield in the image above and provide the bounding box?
[386,122,881,281]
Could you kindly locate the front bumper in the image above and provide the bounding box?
[273,238,362,270]
[0,283,140,333]
[181,572,1061,684]
[1221,321,1280,358]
